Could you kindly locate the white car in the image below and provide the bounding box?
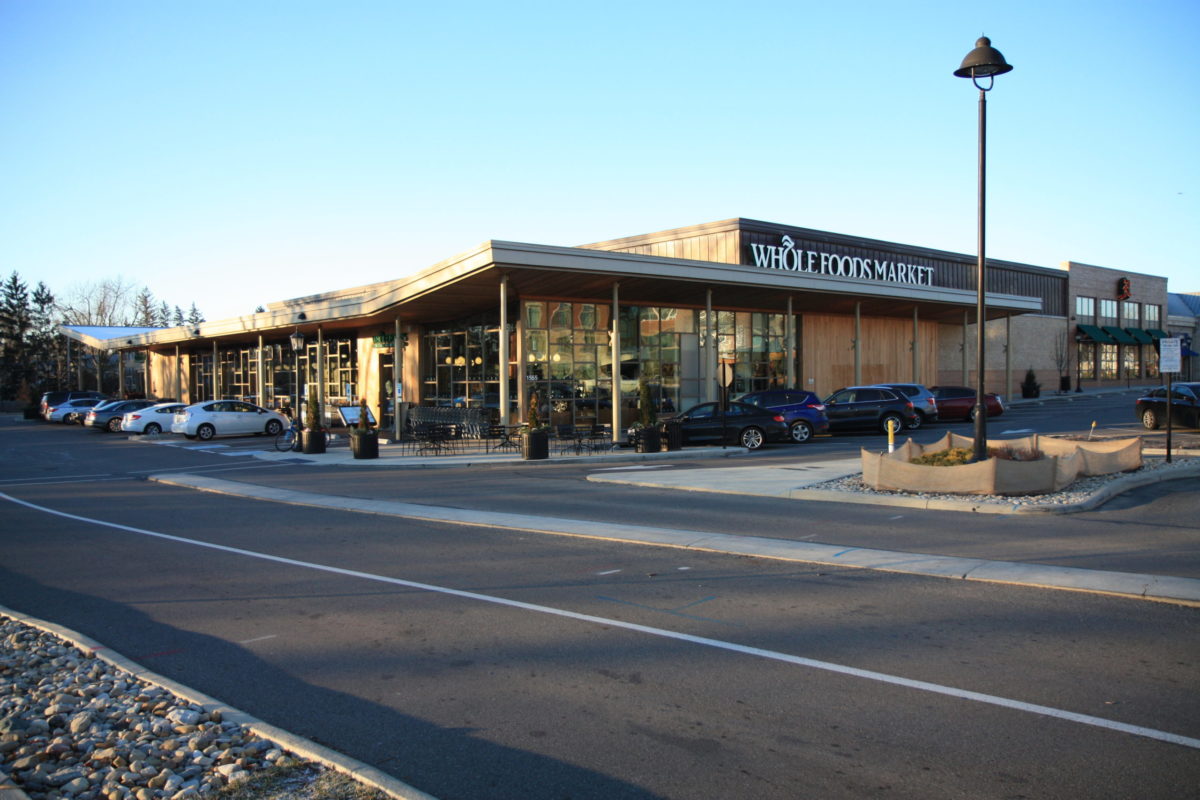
[121,402,187,435]
[44,397,105,424]
[171,401,289,441]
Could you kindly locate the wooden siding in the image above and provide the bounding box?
[801,313,940,397]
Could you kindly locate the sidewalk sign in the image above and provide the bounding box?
[1162,338,1181,463]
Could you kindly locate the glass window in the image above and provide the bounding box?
[1144,304,1160,325]
[1098,299,1117,326]
[1099,344,1118,379]
[1122,346,1139,378]
[1075,296,1095,323]
[1078,342,1096,380]
[1121,301,1140,326]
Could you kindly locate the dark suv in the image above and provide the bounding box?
[872,383,938,429]
[822,386,919,434]
[734,389,830,443]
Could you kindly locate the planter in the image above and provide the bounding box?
[302,429,327,455]
[660,420,683,451]
[350,431,379,459]
[634,427,662,453]
[522,429,549,460]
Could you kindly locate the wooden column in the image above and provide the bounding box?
[211,341,218,400]
[853,303,862,385]
[786,296,796,390]
[705,290,715,402]
[499,276,510,426]
[256,335,266,407]
[962,310,969,385]
[610,282,620,441]
[317,326,326,428]
[912,307,920,382]
[393,317,403,441]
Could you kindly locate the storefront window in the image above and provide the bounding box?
[1098,299,1118,326]
[1121,301,1140,326]
[421,317,510,416]
[1144,304,1160,326]
[1078,342,1096,380]
[1145,347,1159,378]
[1122,346,1140,379]
[1099,344,1118,380]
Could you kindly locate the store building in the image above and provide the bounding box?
[59,218,1190,439]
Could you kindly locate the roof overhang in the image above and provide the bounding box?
[67,241,1045,350]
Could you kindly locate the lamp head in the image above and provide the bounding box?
[954,36,1013,84]
[289,329,305,351]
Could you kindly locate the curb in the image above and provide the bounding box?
[790,460,1200,515]
[0,605,438,800]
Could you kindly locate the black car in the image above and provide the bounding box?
[822,386,919,434]
[1137,383,1200,429]
[734,389,830,443]
[669,401,789,450]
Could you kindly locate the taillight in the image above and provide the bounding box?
[47,406,57,413]
[806,403,826,412]
[905,401,914,410]
[773,414,785,422]
[129,414,141,420]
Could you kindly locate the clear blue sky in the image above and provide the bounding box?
[2,0,1196,322]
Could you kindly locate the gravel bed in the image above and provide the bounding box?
[0,618,385,800]
[804,455,1198,508]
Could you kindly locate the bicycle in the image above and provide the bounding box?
[274,420,302,452]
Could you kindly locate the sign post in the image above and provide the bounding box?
[1160,338,1182,463]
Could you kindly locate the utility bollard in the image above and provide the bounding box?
[887,418,897,453]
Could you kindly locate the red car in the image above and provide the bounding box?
[930,386,1005,422]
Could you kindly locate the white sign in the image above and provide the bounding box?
[1160,337,1182,373]
[748,235,935,286]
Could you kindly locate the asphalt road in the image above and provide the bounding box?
[2,399,1198,799]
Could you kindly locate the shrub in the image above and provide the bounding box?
[910,446,1043,466]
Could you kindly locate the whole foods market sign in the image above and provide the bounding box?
[748,235,934,286]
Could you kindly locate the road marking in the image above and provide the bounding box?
[0,473,113,483]
[3,490,1197,752]
[596,569,622,575]
[591,465,675,472]
[1000,429,1037,435]
[239,635,278,644]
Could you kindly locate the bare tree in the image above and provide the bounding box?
[57,277,141,326]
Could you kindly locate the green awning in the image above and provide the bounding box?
[1077,324,1115,343]
[1125,327,1154,344]
[1102,325,1138,344]
[1147,328,1169,339]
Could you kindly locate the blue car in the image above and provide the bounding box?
[734,389,830,443]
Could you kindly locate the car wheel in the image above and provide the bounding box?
[63,413,76,424]
[967,406,986,423]
[107,418,122,432]
[789,420,813,443]
[740,426,765,450]
[879,413,903,434]
[265,419,283,436]
[906,412,923,430]
[144,422,162,435]
[197,424,216,441]
[1141,408,1160,430]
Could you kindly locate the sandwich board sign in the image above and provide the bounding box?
[1160,337,1182,374]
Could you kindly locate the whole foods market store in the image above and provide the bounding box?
[85,219,1050,439]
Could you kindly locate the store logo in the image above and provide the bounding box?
[747,236,934,286]
[1116,278,1132,300]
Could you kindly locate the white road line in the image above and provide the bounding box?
[3,490,1197,752]
[591,465,675,472]
[238,635,278,644]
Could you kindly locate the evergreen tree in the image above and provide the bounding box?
[186,303,205,325]
[0,272,31,400]
[172,306,185,326]
[133,288,157,326]
[28,282,62,392]
[156,301,172,327]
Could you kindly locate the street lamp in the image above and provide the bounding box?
[955,36,1013,462]
[289,328,305,426]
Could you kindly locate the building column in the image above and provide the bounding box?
[912,308,920,382]
[256,335,265,407]
[144,349,151,399]
[610,282,620,440]
[705,290,715,402]
[211,341,218,400]
[499,276,510,426]
[962,310,969,385]
[853,302,862,385]
[95,347,102,392]
[786,296,796,390]
[393,317,403,440]
[1005,314,1013,400]
[317,326,326,428]
[118,351,126,397]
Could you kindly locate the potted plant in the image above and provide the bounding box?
[302,394,326,454]
[1020,368,1041,399]
[521,391,549,460]
[349,397,378,459]
[631,379,661,453]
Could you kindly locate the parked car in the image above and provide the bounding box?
[734,389,829,443]
[872,383,938,429]
[43,397,105,424]
[38,390,107,418]
[930,386,1005,422]
[84,399,159,432]
[172,401,289,440]
[822,386,919,433]
[667,400,789,450]
[120,401,187,435]
[1136,383,1200,429]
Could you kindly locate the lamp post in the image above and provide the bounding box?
[289,329,304,427]
[955,36,1013,462]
